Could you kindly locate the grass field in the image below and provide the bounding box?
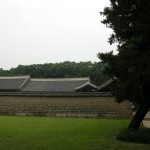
[0,116,149,150]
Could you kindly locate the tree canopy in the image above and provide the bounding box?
[0,61,109,85]
[99,0,150,129]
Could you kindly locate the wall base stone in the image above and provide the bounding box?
[56,113,66,117]
[86,114,97,118]
[15,113,26,116]
[66,113,77,117]
[46,113,56,117]
[77,114,87,118]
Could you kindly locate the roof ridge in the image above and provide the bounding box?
[97,78,115,90]
[0,75,30,79]
[19,76,31,89]
[75,82,97,90]
[30,77,90,81]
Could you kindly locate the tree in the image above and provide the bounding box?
[0,62,108,85]
[98,0,150,129]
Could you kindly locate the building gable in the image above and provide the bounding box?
[0,76,30,92]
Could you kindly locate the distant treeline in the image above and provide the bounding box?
[0,61,109,85]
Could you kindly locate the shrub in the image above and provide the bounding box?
[116,128,150,144]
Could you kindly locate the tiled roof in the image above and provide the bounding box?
[75,82,97,91]
[22,77,90,92]
[0,76,98,92]
[97,79,114,90]
[97,77,117,91]
[0,76,30,91]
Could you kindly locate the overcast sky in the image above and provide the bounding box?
[0,0,116,70]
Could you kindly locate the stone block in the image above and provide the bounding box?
[77,114,86,118]
[46,113,56,117]
[66,113,77,117]
[26,113,35,116]
[15,113,26,116]
[56,113,66,117]
[39,112,46,117]
[86,114,98,118]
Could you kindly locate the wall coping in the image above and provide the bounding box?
[0,92,112,97]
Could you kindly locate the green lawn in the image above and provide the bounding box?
[0,116,149,150]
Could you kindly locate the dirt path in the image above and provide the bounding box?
[143,120,150,128]
[133,111,150,128]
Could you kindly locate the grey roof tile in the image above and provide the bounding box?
[0,76,30,90]
[22,77,90,92]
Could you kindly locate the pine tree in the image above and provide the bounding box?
[98,0,150,129]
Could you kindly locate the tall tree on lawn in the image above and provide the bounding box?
[98,0,150,129]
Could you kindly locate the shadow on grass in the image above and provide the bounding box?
[116,128,150,144]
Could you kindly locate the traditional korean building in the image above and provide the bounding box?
[0,76,97,92]
[0,76,132,118]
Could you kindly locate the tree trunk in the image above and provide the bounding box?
[128,100,150,130]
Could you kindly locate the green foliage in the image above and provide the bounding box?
[0,61,109,85]
[99,0,150,129]
[99,0,150,104]
[100,0,150,45]
[116,128,150,144]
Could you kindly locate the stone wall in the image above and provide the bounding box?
[0,96,132,119]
